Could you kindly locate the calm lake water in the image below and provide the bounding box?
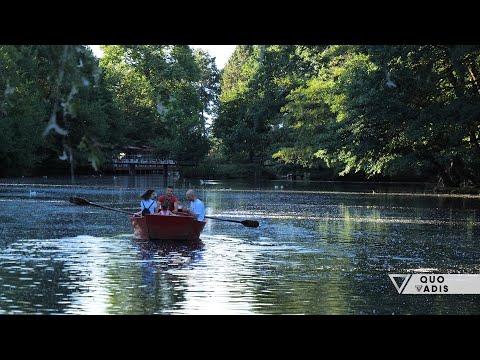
[0,176,479,314]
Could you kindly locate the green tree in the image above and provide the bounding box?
[0,45,109,177]
[215,45,309,172]
[0,46,47,176]
[100,45,209,164]
[275,45,480,186]
[194,48,220,137]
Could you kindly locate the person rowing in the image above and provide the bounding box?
[156,185,180,214]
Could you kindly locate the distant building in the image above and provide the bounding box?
[112,145,177,175]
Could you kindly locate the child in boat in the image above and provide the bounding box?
[158,201,174,216]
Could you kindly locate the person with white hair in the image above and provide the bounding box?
[184,189,205,221]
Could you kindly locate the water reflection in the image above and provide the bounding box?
[0,176,480,314]
[169,235,259,314]
[99,239,204,314]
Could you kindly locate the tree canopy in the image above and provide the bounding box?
[1,44,479,187]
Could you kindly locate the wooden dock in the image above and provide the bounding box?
[112,155,177,175]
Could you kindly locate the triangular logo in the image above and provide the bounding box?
[388,274,412,294]
[415,285,422,292]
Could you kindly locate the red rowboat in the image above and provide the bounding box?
[128,213,206,241]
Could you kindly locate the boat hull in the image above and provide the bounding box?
[128,214,206,241]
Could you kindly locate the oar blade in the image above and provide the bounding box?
[69,196,90,206]
[241,220,259,228]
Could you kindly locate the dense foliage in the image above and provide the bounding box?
[215,45,480,186]
[1,45,479,186]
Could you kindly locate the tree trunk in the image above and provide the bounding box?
[467,64,480,95]
[452,157,480,186]
[469,128,480,154]
[431,159,457,187]
[445,67,462,98]
[441,46,467,98]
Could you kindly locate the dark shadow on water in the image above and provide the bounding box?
[133,239,204,255]
[114,238,206,314]
[132,238,204,269]
[2,176,480,314]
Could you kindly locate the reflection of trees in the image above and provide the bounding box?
[81,186,480,316]
[166,236,258,314]
[3,182,480,315]
[466,211,477,241]
[0,258,74,314]
[0,236,204,314]
[104,240,203,314]
[251,195,480,314]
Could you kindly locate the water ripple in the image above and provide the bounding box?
[1,178,480,314]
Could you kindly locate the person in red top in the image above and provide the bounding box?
[156,185,180,213]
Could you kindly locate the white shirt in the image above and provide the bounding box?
[189,198,205,221]
[140,199,157,214]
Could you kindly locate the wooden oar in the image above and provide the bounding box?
[70,197,259,227]
[69,196,138,216]
[204,215,259,228]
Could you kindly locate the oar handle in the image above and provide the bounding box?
[204,216,242,224]
[70,197,257,225]
[89,203,134,215]
[70,196,136,215]
[204,215,259,228]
